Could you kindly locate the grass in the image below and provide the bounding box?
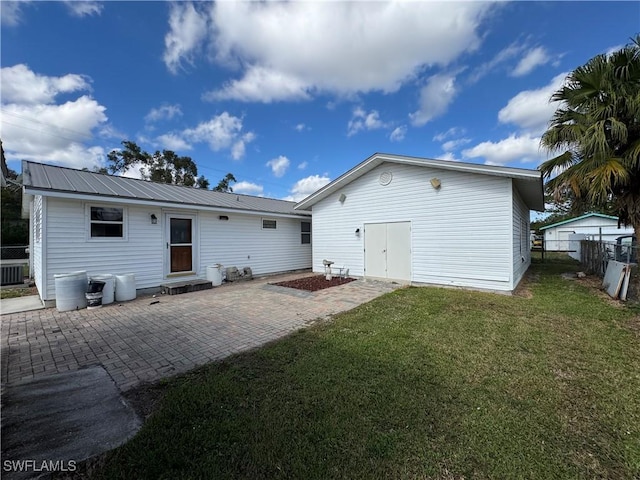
[0,285,36,299]
[89,257,640,479]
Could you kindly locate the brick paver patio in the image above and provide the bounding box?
[1,273,399,391]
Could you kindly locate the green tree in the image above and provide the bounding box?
[213,173,236,192]
[540,35,640,241]
[106,140,209,188]
[1,140,28,246]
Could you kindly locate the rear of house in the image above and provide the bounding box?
[295,153,544,293]
[23,161,311,303]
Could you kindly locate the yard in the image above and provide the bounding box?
[82,256,639,479]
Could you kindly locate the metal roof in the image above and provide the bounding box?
[539,213,620,230]
[295,152,545,211]
[22,161,308,217]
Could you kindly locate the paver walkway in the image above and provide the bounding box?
[1,273,399,391]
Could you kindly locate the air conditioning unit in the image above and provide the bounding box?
[1,265,23,286]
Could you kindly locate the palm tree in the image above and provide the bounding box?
[540,35,640,249]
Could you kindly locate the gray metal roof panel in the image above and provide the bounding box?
[22,161,307,216]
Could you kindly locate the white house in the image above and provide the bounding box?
[540,213,634,251]
[295,153,544,293]
[22,161,312,303]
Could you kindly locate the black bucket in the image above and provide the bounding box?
[86,292,103,309]
[87,280,106,293]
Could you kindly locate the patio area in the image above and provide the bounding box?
[1,272,400,391]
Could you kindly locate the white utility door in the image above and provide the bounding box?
[364,222,411,281]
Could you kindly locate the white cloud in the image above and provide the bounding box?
[0,65,108,170]
[442,138,471,152]
[1,1,30,26]
[347,107,387,137]
[433,127,465,142]
[410,73,457,127]
[511,47,550,77]
[205,66,312,103]
[156,133,192,151]
[181,112,254,159]
[266,155,290,177]
[64,1,102,17]
[284,174,331,202]
[389,126,407,142]
[294,123,306,132]
[233,181,264,196]
[462,133,546,166]
[1,64,91,104]
[183,2,495,102]
[164,2,209,74]
[298,161,308,170]
[468,41,527,83]
[145,104,183,123]
[498,72,567,133]
[145,112,254,160]
[440,152,460,162]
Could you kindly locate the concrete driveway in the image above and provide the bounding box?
[1,273,399,391]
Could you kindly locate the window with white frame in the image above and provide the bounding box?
[301,221,311,244]
[262,219,277,229]
[89,205,125,238]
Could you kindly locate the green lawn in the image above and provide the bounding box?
[91,257,640,479]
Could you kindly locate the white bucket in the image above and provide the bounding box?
[206,264,223,287]
[54,271,88,312]
[115,273,136,302]
[91,274,115,305]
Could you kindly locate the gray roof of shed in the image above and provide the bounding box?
[22,161,308,217]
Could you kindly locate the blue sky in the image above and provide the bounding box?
[2,1,639,202]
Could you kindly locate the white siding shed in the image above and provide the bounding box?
[540,213,634,251]
[295,153,544,293]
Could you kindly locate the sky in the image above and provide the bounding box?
[1,1,639,203]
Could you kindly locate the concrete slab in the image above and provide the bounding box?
[1,366,141,480]
[0,295,44,315]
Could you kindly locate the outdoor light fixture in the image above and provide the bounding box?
[219,215,229,221]
[430,178,442,190]
[339,193,347,203]
[150,214,158,224]
[355,228,360,236]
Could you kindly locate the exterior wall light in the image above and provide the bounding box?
[339,193,347,203]
[430,178,441,190]
[150,214,158,224]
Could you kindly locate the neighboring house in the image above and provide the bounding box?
[540,213,634,251]
[22,161,312,303]
[295,153,544,293]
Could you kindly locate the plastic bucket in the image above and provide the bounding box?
[91,274,115,305]
[115,273,136,302]
[54,271,88,312]
[86,292,103,309]
[206,264,223,286]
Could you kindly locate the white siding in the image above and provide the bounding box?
[511,185,531,289]
[543,216,634,251]
[40,198,311,300]
[32,195,44,297]
[199,212,311,276]
[311,162,515,291]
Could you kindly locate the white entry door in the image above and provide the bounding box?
[364,222,411,281]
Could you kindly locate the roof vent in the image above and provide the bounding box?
[379,171,392,186]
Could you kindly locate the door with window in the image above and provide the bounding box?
[166,214,195,275]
